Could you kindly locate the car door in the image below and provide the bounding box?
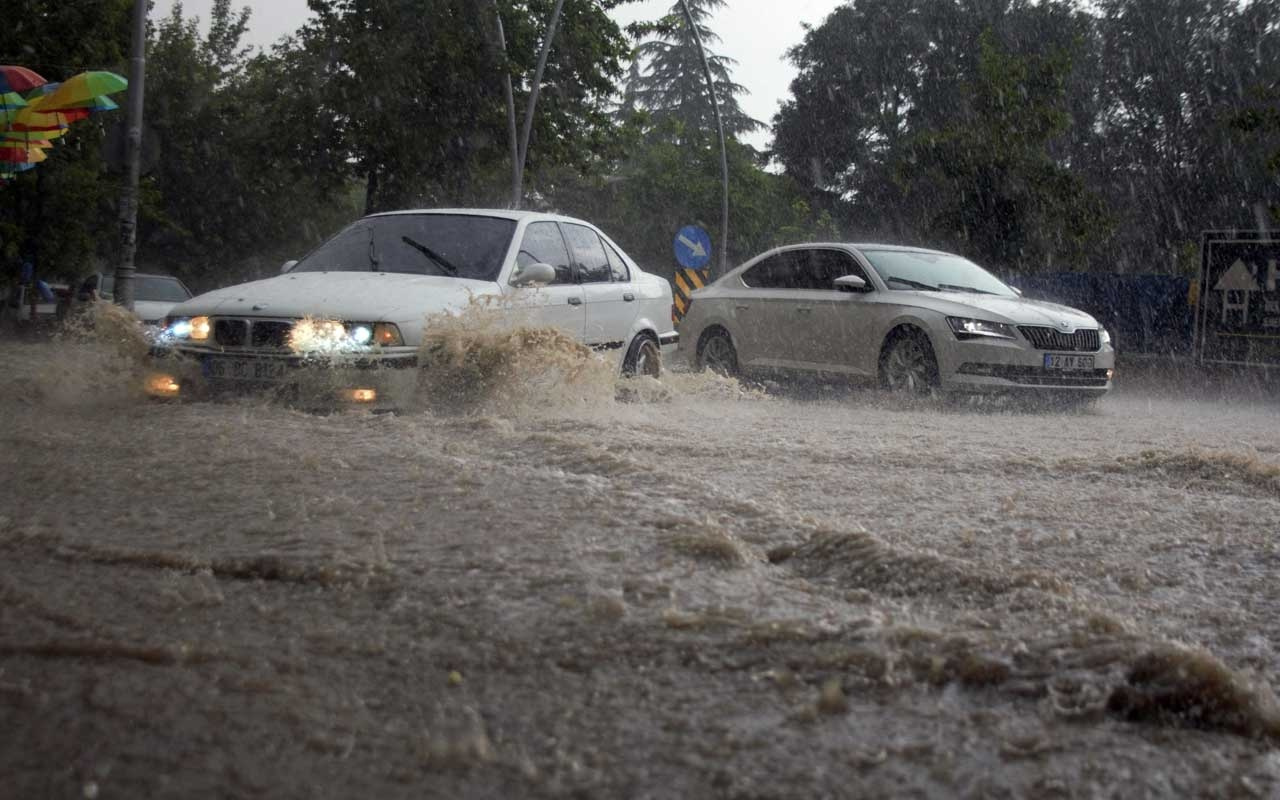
[745,249,831,371]
[506,221,585,340]
[560,222,636,349]
[804,248,879,375]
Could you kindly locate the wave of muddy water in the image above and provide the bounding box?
[2,320,1280,798]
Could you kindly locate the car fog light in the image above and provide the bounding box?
[145,373,181,398]
[1106,368,1114,380]
[345,388,377,404]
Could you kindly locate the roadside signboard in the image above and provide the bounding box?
[1196,230,1280,368]
[671,267,709,323]
[673,225,712,270]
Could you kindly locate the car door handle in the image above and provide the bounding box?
[567,297,582,306]
[623,293,635,302]
[796,307,813,315]
[734,305,749,312]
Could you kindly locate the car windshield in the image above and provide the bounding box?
[292,214,517,281]
[100,275,192,302]
[861,250,1016,297]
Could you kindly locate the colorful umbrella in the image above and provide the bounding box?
[0,91,27,110]
[2,128,67,143]
[37,71,127,111]
[0,65,47,94]
[0,145,49,164]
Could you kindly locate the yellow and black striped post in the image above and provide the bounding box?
[671,267,710,323]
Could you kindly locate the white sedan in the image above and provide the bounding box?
[151,209,677,404]
[678,243,1114,402]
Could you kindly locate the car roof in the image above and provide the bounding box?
[770,242,956,256]
[366,208,589,225]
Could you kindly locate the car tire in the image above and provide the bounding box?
[697,328,739,377]
[880,328,939,396]
[622,334,662,378]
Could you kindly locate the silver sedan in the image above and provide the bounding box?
[678,243,1115,401]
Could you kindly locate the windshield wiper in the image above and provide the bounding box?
[885,276,938,291]
[938,283,996,295]
[401,236,458,276]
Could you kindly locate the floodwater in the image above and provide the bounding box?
[2,315,1279,798]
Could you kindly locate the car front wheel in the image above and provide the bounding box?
[622,334,662,378]
[880,329,939,396]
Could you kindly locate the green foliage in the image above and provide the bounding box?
[0,0,132,281]
[139,2,358,290]
[625,0,762,140]
[775,0,1280,275]
[301,0,631,212]
[547,116,836,276]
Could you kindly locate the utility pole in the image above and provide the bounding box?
[489,0,519,209]
[114,0,147,311]
[678,0,729,278]
[513,0,566,209]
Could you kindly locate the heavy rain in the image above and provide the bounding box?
[3,0,1280,798]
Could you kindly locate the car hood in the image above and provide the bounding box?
[132,300,181,324]
[891,291,1100,330]
[170,271,498,323]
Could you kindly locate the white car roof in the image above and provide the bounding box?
[366,208,591,225]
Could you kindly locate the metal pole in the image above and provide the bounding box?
[490,1,520,208]
[115,0,147,311]
[514,0,565,209]
[678,0,729,277]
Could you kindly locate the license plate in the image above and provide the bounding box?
[204,357,288,382]
[1044,354,1094,371]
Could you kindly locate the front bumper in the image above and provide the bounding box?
[935,337,1115,395]
[146,345,420,408]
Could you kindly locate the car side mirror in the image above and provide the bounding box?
[280,260,298,274]
[1010,286,1023,296]
[510,262,556,287]
[833,274,868,293]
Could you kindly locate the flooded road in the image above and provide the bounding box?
[2,334,1279,798]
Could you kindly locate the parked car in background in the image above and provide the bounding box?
[679,243,1115,403]
[150,209,677,405]
[77,272,194,326]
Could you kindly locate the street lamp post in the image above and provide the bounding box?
[114,0,147,311]
[677,0,729,278]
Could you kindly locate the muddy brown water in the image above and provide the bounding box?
[2,323,1279,798]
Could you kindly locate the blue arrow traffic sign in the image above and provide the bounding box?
[673,225,712,270]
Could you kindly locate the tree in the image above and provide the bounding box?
[301,0,631,213]
[138,2,358,289]
[773,0,1110,272]
[0,0,132,281]
[624,0,761,141]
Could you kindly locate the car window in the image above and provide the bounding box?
[809,249,868,290]
[561,223,611,283]
[604,242,630,282]
[741,252,801,289]
[135,276,193,303]
[293,214,517,281]
[516,222,574,285]
[861,250,1015,296]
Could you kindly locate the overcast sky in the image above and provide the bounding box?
[152,0,844,150]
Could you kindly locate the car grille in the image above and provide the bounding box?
[252,320,292,349]
[1017,326,1101,352]
[214,319,247,347]
[961,364,1111,387]
[210,317,294,350]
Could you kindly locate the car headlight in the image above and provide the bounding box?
[289,319,404,352]
[1099,327,1112,347]
[160,315,208,341]
[946,317,1016,341]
